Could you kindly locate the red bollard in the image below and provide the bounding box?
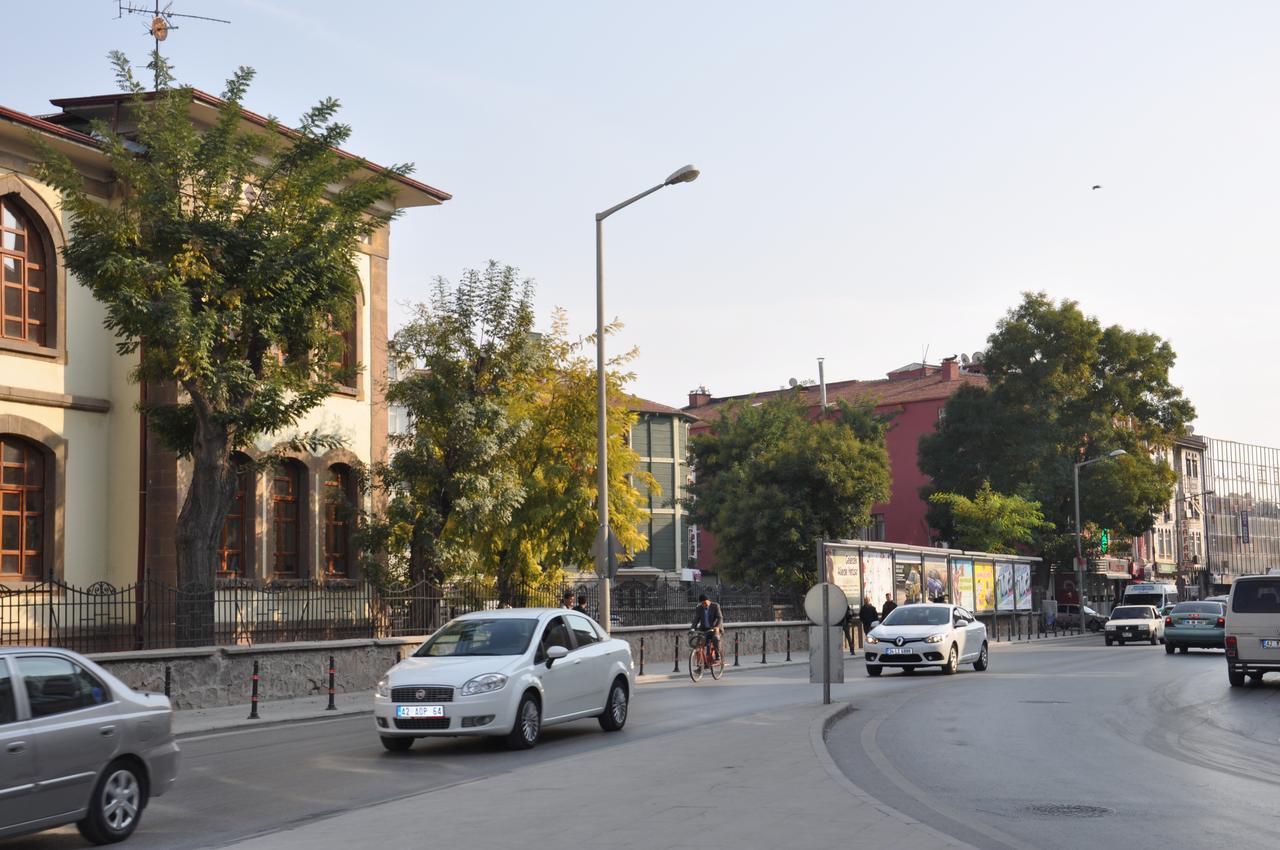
[247,660,260,720]
[326,655,337,711]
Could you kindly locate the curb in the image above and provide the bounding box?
[176,705,371,739]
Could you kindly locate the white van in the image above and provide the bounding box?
[1224,572,1280,686]
[1123,583,1178,610]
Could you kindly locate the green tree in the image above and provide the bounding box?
[928,482,1050,554]
[688,394,892,592]
[35,53,407,643]
[920,293,1194,564]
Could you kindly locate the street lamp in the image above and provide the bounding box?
[595,165,700,631]
[1073,449,1126,634]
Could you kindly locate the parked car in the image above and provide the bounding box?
[1056,603,1106,631]
[864,603,989,676]
[1225,573,1280,687]
[374,609,634,750]
[0,647,179,845]
[1164,601,1226,654]
[1104,605,1163,645]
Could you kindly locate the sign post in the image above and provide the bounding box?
[805,582,848,704]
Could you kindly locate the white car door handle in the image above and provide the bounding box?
[6,742,26,754]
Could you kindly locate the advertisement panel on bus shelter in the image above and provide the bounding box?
[1014,563,1032,610]
[996,562,1016,610]
[924,556,948,603]
[863,551,894,609]
[951,559,974,610]
[896,553,922,603]
[974,561,996,611]
[825,545,861,605]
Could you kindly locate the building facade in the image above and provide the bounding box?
[0,90,447,589]
[1130,433,1208,594]
[623,398,695,575]
[1203,437,1280,588]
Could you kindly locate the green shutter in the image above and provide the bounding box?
[650,416,674,458]
[631,419,651,456]
[650,514,676,570]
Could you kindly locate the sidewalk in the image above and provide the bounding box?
[218,698,974,850]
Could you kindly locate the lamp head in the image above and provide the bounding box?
[664,164,700,186]
[1107,449,1128,458]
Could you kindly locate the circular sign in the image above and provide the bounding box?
[804,582,848,626]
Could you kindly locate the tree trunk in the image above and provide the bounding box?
[408,520,444,632]
[174,402,237,647]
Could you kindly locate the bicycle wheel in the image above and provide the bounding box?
[710,650,725,680]
[689,649,703,682]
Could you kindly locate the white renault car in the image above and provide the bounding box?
[374,609,634,751]
[1103,604,1163,646]
[864,603,989,676]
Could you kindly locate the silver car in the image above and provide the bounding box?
[1,647,180,844]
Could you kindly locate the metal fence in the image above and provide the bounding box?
[0,576,801,653]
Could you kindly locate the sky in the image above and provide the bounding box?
[7,1,1280,445]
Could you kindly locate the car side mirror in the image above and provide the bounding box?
[869,620,880,629]
[545,645,569,667]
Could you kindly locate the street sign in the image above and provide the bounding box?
[804,582,848,626]
[592,528,625,579]
[1100,528,1109,554]
[1241,510,1251,544]
[804,582,848,702]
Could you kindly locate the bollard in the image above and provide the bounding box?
[785,629,792,662]
[673,634,680,673]
[395,649,402,663]
[760,629,768,664]
[639,637,645,676]
[733,631,740,667]
[326,655,337,711]
[163,665,171,699]
[247,660,260,720]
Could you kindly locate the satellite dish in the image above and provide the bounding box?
[788,377,798,388]
[960,353,970,365]
[972,351,984,363]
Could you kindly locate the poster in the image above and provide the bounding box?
[996,562,1015,611]
[951,559,974,611]
[826,545,861,606]
[974,561,996,611]
[924,557,948,603]
[896,555,922,603]
[1014,562,1032,611]
[863,551,894,613]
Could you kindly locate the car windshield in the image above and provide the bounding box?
[414,618,538,657]
[1172,602,1222,615]
[882,606,951,627]
[1231,580,1280,614]
[1110,606,1153,620]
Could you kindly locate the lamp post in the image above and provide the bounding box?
[1073,449,1127,633]
[595,165,700,631]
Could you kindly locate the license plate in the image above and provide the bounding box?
[395,705,445,718]
[1187,621,1209,627]
[883,647,911,655]
[1263,640,1280,649]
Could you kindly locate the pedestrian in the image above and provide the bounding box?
[573,595,589,615]
[881,592,897,621]
[562,590,575,609]
[840,604,855,653]
[859,596,879,634]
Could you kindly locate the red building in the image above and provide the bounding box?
[682,360,986,573]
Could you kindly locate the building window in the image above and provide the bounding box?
[218,459,253,578]
[272,462,304,577]
[861,513,886,542]
[1,199,50,347]
[0,436,43,580]
[324,465,354,578]
[333,301,357,390]
[1185,455,1199,479]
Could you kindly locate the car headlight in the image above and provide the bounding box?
[865,634,879,644]
[461,673,508,696]
[925,634,945,644]
[375,677,390,699]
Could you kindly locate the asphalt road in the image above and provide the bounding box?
[825,636,1280,849]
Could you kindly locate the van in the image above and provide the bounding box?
[1122,583,1178,610]
[1224,573,1280,686]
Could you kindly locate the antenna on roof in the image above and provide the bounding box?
[118,1,231,88]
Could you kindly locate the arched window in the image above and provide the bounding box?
[0,436,44,580]
[272,461,304,577]
[324,465,354,577]
[218,458,253,578]
[1,198,50,346]
[331,300,357,390]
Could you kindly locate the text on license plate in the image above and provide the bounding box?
[396,705,445,718]
[883,647,911,655]
[1263,640,1280,649]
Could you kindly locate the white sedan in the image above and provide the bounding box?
[1103,605,1164,646]
[864,603,989,676]
[374,608,634,751]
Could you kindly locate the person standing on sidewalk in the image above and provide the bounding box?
[858,596,879,649]
[562,590,576,609]
[881,593,897,622]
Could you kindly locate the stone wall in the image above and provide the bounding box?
[90,637,424,711]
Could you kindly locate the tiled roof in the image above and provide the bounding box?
[628,395,699,420]
[683,371,987,423]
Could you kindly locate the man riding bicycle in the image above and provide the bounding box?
[690,594,723,663]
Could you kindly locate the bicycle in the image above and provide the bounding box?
[688,629,725,681]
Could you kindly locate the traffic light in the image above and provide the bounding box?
[1100,528,1110,554]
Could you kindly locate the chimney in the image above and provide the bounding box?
[818,358,828,409]
[941,359,960,381]
[688,386,711,408]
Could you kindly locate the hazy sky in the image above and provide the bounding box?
[9,2,1280,445]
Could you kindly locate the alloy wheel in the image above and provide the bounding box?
[520,698,540,743]
[102,769,140,833]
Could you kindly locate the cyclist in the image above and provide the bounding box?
[690,594,723,663]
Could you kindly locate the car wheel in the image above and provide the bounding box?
[973,641,989,671]
[598,679,628,732]
[942,644,958,675]
[1150,635,1158,645]
[1228,667,1245,687]
[1105,637,1113,646]
[1179,646,1189,654]
[866,665,882,677]
[1249,672,1264,684]
[1165,641,1175,654]
[76,759,146,845]
[1118,640,1125,646]
[505,692,541,750]
[1087,620,1100,632]
[380,735,413,752]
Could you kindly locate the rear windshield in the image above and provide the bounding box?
[882,606,951,626]
[1110,606,1154,620]
[1231,580,1280,614]
[1172,602,1222,615]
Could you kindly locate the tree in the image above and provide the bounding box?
[35,53,407,643]
[928,482,1050,554]
[919,293,1194,565]
[688,394,892,592]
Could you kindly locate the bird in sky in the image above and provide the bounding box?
[1091,185,1102,190]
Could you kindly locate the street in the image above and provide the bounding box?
[8,636,1278,849]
